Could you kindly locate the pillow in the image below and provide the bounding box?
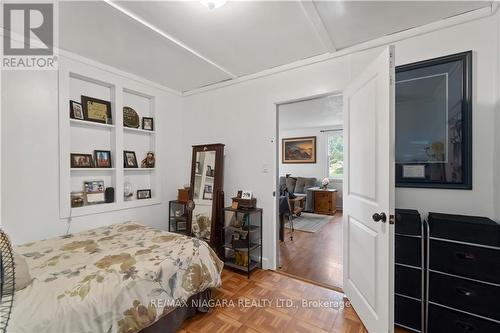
[295,178,306,193]
[14,252,32,291]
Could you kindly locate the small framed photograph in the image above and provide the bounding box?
[206,165,212,177]
[70,153,94,168]
[84,180,105,193]
[137,189,151,200]
[237,190,243,198]
[195,161,201,174]
[241,191,252,199]
[203,185,213,200]
[123,151,138,168]
[94,150,112,168]
[81,95,112,124]
[70,100,84,120]
[142,117,154,131]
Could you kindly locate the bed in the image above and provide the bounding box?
[9,222,223,333]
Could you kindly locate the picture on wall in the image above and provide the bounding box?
[81,96,112,124]
[94,150,112,168]
[69,100,84,120]
[395,51,472,189]
[123,151,138,168]
[282,136,316,164]
[70,153,93,168]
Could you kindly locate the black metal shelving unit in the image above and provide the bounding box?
[223,207,262,278]
[168,200,189,235]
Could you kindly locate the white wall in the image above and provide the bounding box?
[1,58,185,245]
[182,13,500,269]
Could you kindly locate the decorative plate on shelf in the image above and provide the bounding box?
[123,106,140,128]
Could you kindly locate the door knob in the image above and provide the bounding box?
[372,212,387,223]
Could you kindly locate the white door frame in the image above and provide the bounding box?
[273,90,343,273]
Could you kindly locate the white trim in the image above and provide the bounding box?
[299,0,336,52]
[102,0,237,79]
[184,5,494,96]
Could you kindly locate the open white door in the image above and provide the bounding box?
[343,46,395,333]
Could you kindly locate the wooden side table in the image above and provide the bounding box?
[314,189,337,215]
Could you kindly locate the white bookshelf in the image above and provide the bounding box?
[59,61,161,218]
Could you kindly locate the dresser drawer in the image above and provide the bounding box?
[395,294,422,331]
[429,240,500,284]
[428,303,500,333]
[395,264,422,299]
[429,212,500,247]
[395,235,422,267]
[429,271,500,321]
[395,209,422,236]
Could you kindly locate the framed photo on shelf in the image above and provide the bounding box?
[84,180,105,204]
[70,153,94,168]
[137,189,152,200]
[203,185,213,200]
[81,95,112,124]
[123,151,138,168]
[282,136,316,164]
[94,150,112,168]
[395,51,472,189]
[69,100,84,120]
[142,117,154,131]
[195,161,201,174]
[241,191,252,199]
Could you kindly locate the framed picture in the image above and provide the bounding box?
[94,150,112,168]
[203,185,213,200]
[84,180,105,204]
[137,189,152,200]
[123,151,138,168]
[395,51,472,189]
[237,190,243,198]
[282,136,316,164]
[70,153,94,168]
[241,191,252,199]
[142,117,154,131]
[195,161,201,174]
[69,100,84,120]
[81,95,112,124]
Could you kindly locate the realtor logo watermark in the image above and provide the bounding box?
[2,2,58,69]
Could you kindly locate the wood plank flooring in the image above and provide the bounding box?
[278,211,343,289]
[180,269,368,333]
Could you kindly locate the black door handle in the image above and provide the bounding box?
[372,212,387,223]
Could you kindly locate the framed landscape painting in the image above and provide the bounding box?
[282,136,316,164]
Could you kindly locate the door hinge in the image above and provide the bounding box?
[389,214,395,225]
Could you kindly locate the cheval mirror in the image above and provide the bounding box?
[188,144,225,256]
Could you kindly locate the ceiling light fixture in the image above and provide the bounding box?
[200,0,227,10]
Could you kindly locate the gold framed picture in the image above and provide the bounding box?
[81,96,112,124]
[282,136,317,164]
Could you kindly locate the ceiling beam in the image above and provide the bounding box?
[299,0,336,53]
[102,0,237,79]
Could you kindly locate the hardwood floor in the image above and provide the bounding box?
[180,269,368,333]
[278,211,343,289]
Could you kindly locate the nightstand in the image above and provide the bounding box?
[314,189,337,215]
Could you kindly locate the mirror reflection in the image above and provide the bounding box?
[192,150,216,240]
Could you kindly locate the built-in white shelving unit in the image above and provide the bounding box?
[59,60,161,218]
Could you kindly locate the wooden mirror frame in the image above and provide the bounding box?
[187,143,225,257]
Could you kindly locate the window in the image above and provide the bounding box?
[327,130,343,178]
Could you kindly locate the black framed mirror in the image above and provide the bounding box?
[187,143,225,255]
[395,51,472,189]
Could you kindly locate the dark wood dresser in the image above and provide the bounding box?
[395,209,425,332]
[427,213,500,333]
[313,189,337,215]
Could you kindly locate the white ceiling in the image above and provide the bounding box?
[57,1,491,93]
[279,94,343,130]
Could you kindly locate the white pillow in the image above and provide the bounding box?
[14,252,32,291]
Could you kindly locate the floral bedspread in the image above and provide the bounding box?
[9,222,223,333]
